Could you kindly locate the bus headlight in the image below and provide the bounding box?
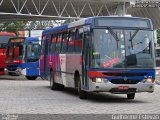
[156,71,160,76]
[142,78,155,83]
[92,78,109,83]
[96,78,103,83]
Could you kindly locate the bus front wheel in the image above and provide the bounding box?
[127,93,135,99]
[26,76,37,80]
[78,81,87,99]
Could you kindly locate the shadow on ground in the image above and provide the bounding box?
[0,75,42,81]
[46,86,148,103]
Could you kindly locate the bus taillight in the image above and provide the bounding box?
[12,60,25,64]
[19,60,25,64]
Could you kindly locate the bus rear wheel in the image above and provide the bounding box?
[127,93,135,99]
[26,76,37,80]
[78,81,87,99]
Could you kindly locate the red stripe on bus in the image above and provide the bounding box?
[88,71,106,77]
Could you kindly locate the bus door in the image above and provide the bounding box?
[82,26,90,90]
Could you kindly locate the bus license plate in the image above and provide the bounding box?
[118,86,129,90]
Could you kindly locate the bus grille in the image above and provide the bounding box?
[7,66,18,71]
[103,72,148,77]
[111,79,140,84]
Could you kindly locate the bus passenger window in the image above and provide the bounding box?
[56,34,62,52]
[75,40,82,52]
[68,41,74,52]
[41,35,46,55]
[67,29,75,53]
[75,28,83,52]
[50,34,56,53]
[61,32,68,53]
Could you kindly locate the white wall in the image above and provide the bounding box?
[30,30,43,40]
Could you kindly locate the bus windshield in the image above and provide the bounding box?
[26,44,40,62]
[91,28,154,69]
[7,43,24,59]
[0,36,15,48]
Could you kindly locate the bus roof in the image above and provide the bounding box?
[42,16,152,35]
[0,32,16,36]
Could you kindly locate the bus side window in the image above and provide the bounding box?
[41,35,46,55]
[32,44,40,58]
[68,41,74,53]
[56,33,62,52]
[50,34,56,54]
[75,28,83,52]
[68,29,75,53]
[61,32,68,53]
[14,46,19,58]
[9,44,14,58]
[19,44,23,57]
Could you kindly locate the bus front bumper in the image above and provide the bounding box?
[5,68,25,76]
[88,81,154,93]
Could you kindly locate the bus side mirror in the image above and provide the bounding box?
[126,54,137,66]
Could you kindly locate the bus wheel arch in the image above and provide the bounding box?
[26,76,37,80]
[50,69,64,90]
[127,93,135,99]
[74,70,80,88]
[75,70,87,99]
[50,69,57,90]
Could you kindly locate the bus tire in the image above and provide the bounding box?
[78,80,87,99]
[26,76,37,80]
[127,93,135,99]
[50,70,59,90]
[58,84,65,90]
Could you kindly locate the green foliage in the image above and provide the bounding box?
[0,21,26,35]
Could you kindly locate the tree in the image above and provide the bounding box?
[0,21,26,35]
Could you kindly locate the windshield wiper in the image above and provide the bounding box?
[129,29,139,49]
[106,27,120,50]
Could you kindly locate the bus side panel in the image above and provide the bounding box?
[45,55,50,79]
[53,54,63,84]
[26,68,39,76]
[40,55,45,78]
[65,54,82,88]
[59,54,67,86]
[25,61,40,76]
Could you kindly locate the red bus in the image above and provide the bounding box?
[0,32,16,75]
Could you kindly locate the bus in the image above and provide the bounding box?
[41,16,155,99]
[155,47,160,80]
[6,37,41,80]
[0,32,16,75]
